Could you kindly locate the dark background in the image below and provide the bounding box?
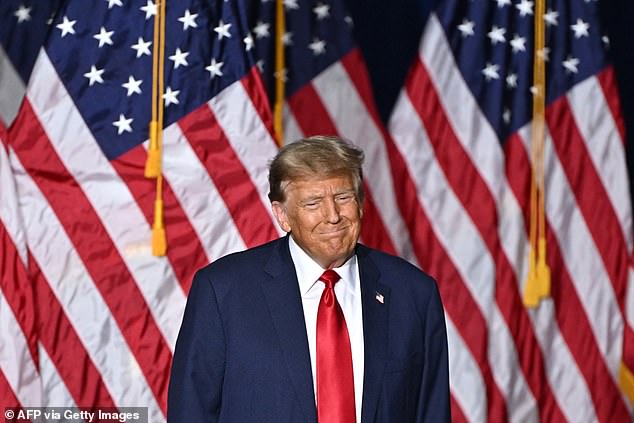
[346,0,634,204]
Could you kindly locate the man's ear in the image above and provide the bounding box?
[271,201,291,233]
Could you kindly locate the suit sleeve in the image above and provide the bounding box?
[415,280,451,422]
[167,269,226,423]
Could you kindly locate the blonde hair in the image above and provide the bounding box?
[268,135,365,203]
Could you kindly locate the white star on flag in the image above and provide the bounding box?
[563,56,580,73]
[169,48,189,69]
[56,16,77,37]
[284,0,299,10]
[571,19,590,38]
[510,34,526,53]
[487,26,506,45]
[140,0,157,20]
[163,87,180,106]
[178,9,198,30]
[93,27,114,48]
[206,58,224,78]
[105,0,123,9]
[253,21,270,39]
[83,65,105,86]
[282,32,293,46]
[482,62,500,81]
[457,19,475,37]
[544,9,559,26]
[516,0,534,17]
[112,114,133,134]
[375,292,385,304]
[506,73,518,88]
[243,34,254,51]
[308,38,326,55]
[131,37,152,58]
[14,5,32,23]
[122,76,143,96]
[313,3,330,20]
[214,20,232,40]
[496,0,511,7]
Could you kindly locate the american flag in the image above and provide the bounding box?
[388,0,634,421]
[1,1,633,423]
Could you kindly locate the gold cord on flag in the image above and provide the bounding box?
[620,362,634,405]
[523,0,550,307]
[145,0,167,256]
[273,0,286,146]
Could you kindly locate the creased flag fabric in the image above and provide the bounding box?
[1,0,634,422]
[388,0,634,421]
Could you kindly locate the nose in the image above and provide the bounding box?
[322,197,341,224]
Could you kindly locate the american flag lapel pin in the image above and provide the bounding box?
[375,292,385,304]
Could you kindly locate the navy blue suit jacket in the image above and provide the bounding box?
[167,236,450,422]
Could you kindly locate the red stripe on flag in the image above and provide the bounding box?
[0,221,38,369]
[0,370,21,408]
[30,256,117,408]
[241,67,277,144]
[177,103,278,248]
[10,101,171,414]
[505,133,631,422]
[596,67,626,141]
[450,396,469,423]
[111,145,207,294]
[547,96,629,313]
[407,57,566,422]
[287,83,397,255]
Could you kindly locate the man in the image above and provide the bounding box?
[167,135,450,422]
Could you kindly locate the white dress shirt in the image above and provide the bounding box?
[288,236,364,423]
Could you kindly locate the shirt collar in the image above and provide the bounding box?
[288,235,358,296]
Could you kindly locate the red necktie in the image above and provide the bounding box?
[316,269,356,423]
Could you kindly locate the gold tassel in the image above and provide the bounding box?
[151,194,166,256]
[523,248,539,307]
[619,361,634,406]
[144,121,161,177]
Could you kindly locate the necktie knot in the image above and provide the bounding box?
[319,269,341,289]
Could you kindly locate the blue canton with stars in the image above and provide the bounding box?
[9,0,358,160]
[45,0,257,160]
[437,0,612,143]
[249,0,355,101]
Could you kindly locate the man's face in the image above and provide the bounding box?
[272,174,362,269]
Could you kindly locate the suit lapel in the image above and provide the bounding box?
[357,245,390,423]
[261,237,317,423]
